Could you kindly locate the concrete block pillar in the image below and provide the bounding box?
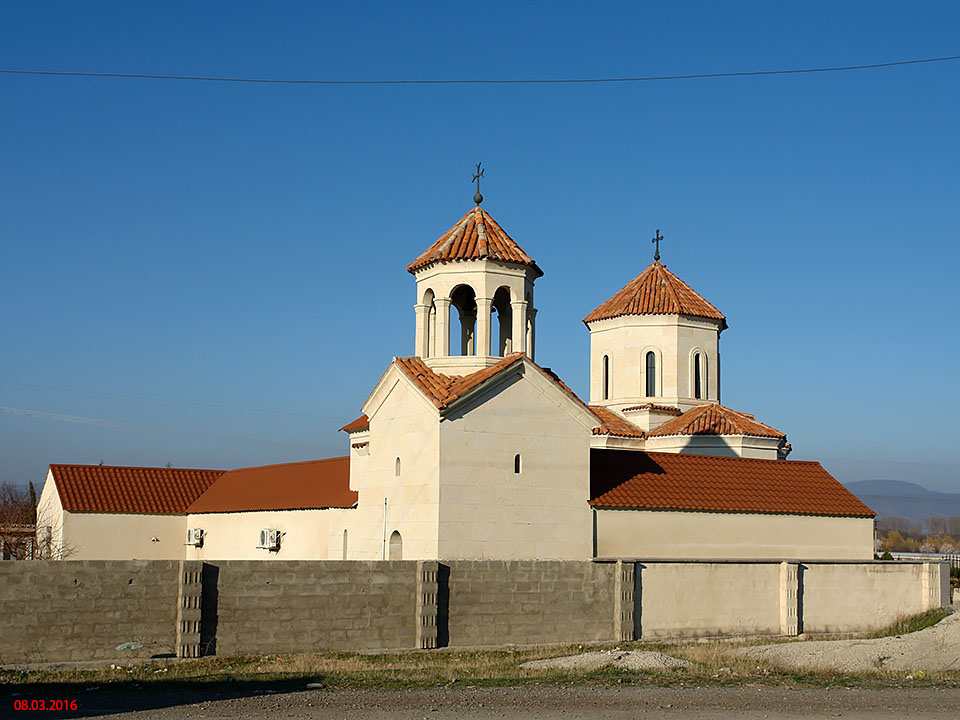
[511,300,528,355]
[475,297,492,357]
[778,562,800,636]
[176,560,202,658]
[613,560,635,642]
[921,562,949,610]
[416,560,439,649]
[414,303,431,358]
[434,298,451,357]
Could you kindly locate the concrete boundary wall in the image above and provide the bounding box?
[0,559,950,664]
[0,560,180,664]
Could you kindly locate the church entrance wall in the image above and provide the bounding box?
[0,559,948,664]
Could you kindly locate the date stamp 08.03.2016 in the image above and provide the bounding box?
[13,698,79,712]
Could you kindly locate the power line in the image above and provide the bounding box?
[1,54,958,86]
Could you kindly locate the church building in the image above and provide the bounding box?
[37,183,874,563]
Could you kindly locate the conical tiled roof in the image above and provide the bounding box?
[647,403,785,439]
[407,206,542,276]
[583,262,725,325]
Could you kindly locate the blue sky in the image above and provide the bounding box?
[1,2,958,491]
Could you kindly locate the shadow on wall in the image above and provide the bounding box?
[200,563,219,657]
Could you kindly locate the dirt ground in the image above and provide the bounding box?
[742,607,960,674]
[11,685,960,719]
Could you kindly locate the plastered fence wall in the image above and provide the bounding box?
[0,559,949,664]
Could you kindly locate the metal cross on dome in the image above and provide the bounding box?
[652,229,664,261]
[472,162,484,205]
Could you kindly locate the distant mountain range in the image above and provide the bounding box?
[844,480,960,524]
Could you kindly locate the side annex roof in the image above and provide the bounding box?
[188,457,357,513]
[49,464,224,514]
[589,450,874,518]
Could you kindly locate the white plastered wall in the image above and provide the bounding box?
[342,370,442,560]
[36,469,64,559]
[587,314,721,410]
[437,366,594,560]
[596,509,874,560]
[185,508,353,560]
[61,512,187,560]
[643,434,782,460]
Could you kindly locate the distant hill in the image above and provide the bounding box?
[844,480,960,524]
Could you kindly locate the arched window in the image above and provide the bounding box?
[694,352,703,400]
[389,530,403,561]
[602,355,610,400]
[645,351,656,397]
[514,454,522,474]
[342,529,348,560]
[395,457,401,477]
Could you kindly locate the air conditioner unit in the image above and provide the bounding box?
[258,528,280,550]
[186,528,204,547]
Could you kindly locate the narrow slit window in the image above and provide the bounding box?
[645,351,656,397]
[602,355,610,400]
[694,352,703,399]
[514,454,522,474]
[395,457,401,477]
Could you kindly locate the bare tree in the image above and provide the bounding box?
[949,517,960,539]
[0,481,36,560]
[928,516,949,536]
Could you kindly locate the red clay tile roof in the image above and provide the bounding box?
[407,206,543,276]
[584,262,725,325]
[340,415,369,433]
[188,457,356,513]
[392,355,645,438]
[587,406,647,438]
[50,464,223,514]
[647,403,785,439]
[622,403,683,416]
[395,354,525,410]
[589,450,874,517]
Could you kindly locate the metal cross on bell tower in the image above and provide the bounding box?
[652,229,664,262]
[472,162,484,205]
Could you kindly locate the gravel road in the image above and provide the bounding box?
[20,685,959,719]
[743,609,960,674]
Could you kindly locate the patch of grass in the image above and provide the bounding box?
[863,608,951,639]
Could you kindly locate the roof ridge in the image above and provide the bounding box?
[226,456,350,472]
[657,263,683,314]
[50,463,224,473]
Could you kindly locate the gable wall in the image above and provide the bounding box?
[438,372,593,559]
[344,377,441,559]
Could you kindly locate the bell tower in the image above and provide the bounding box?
[407,167,542,376]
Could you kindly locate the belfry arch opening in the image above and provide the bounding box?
[491,286,513,356]
[449,284,478,356]
[422,288,436,359]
